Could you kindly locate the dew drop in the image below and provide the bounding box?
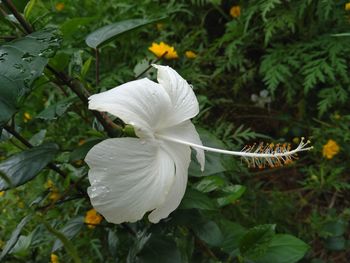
[88,185,110,199]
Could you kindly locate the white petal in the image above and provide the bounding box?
[157,120,205,171]
[148,141,191,223]
[88,78,171,138]
[85,138,175,224]
[153,65,199,127]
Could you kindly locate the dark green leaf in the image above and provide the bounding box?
[217,185,246,207]
[36,97,76,120]
[193,221,223,247]
[137,235,181,263]
[320,219,348,237]
[29,129,46,146]
[255,234,309,263]
[0,215,32,261]
[179,188,217,210]
[52,217,84,252]
[194,175,226,193]
[324,236,346,251]
[0,143,59,190]
[239,224,276,260]
[0,29,60,127]
[10,233,33,257]
[85,17,165,48]
[218,220,247,253]
[69,138,103,162]
[61,17,96,40]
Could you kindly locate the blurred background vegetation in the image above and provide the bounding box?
[0,0,350,262]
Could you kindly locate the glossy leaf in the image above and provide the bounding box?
[179,188,217,211]
[136,235,181,263]
[0,29,60,127]
[239,224,276,260]
[85,18,165,48]
[0,143,59,191]
[69,138,103,162]
[193,221,223,247]
[52,217,84,252]
[0,215,32,261]
[36,97,76,120]
[256,234,309,263]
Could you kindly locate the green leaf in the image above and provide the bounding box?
[217,185,246,207]
[136,235,181,263]
[0,215,32,261]
[179,188,217,210]
[43,220,81,263]
[10,233,33,257]
[0,143,59,190]
[320,219,348,237]
[218,220,247,253]
[324,236,346,251]
[0,28,60,127]
[60,17,96,40]
[69,138,103,162]
[85,17,165,48]
[255,234,309,263]
[194,175,226,193]
[193,221,223,247]
[52,217,84,252]
[239,224,276,260]
[36,97,76,120]
[29,129,46,146]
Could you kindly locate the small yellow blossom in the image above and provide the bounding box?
[18,201,24,208]
[0,239,5,249]
[346,3,350,11]
[322,139,340,159]
[55,2,65,12]
[23,112,31,122]
[230,5,241,18]
[185,51,197,59]
[85,208,103,229]
[148,42,178,60]
[45,179,61,202]
[334,113,341,120]
[0,191,4,197]
[78,139,86,146]
[51,253,59,263]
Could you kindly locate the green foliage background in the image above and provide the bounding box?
[0,0,350,262]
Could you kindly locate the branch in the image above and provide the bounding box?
[2,0,33,33]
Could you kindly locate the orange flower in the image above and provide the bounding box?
[148,42,178,60]
[230,5,241,18]
[185,51,197,59]
[85,208,103,229]
[322,139,340,159]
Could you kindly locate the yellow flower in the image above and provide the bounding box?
[0,191,4,197]
[51,253,59,263]
[55,2,65,12]
[345,2,350,11]
[49,191,61,202]
[23,112,31,122]
[185,51,197,59]
[230,5,241,18]
[322,139,340,159]
[148,42,178,60]
[45,179,61,202]
[85,208,103,229]
[78,139,86,146]
[18,201,24,208]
